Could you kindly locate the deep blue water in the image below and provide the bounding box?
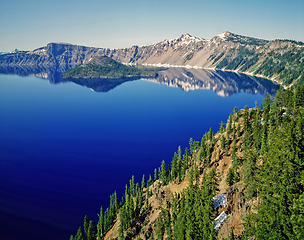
[0,70,278,240]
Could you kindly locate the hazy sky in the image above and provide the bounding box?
[0,0,303,52]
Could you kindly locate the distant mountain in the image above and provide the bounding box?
[0,49,19,55]
[0,32,303,85]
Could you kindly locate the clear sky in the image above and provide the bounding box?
[0,0,303,52]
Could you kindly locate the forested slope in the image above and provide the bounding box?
[71,84,304,240]
[215,40,304,85]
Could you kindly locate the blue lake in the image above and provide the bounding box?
[0,68,279,240]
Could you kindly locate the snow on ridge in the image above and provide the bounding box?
[139,34,205,48]
[217,32,228,40]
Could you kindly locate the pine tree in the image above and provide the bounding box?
[160,160,167,185]
[147,174,153,187]
[84,215,89,238]
[242,105,249,133]
[220,121,225,133]
[171,152,178,181]
[97,206,104,238]
[87,220,96,240]
[156,215,165,240]
[181,148,189,179]
[177,146,182,176]
[227,113,233,134]
[174,196,186,240]
[189,138,194,156]
[233,106,238,120]
[229,227,234,240]
[232,121,236,141]
[290,190,304,239]
[206,144,211,166]
[75,227,84,240]
[237,123,241,137]
[141,174,146,189]
[252,107,262,151]
[221,135,226,150]
[130,175,135,196]
[294,83,304,107]
[154,168,158,182]
[226,167,235,187]
[244,116,303,239]
[208,127,213,141]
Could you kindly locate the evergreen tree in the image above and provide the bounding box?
[154,168,158,182]
[221,135,226,150]
[75,227,84,240]
[97,206,104,238]
[244,115,303,238]
[227,113,233,134]
[229,227,235,240]
[220,121,225,133]
[147,174,153,187]
[294,83,304,107]
[242,105,249,133]
[233,106,238,120]
[174,209,186,240]
[84,215,89,239]
[171,152,178,181]
[290,190,304,239]
[260,94,271,153]
[232,121,236,141]
[208,127,213,141]
[252,107,262,150]
[181,148,189,179]
[141,174,146,189]
[87,220,96,240]
[237,123,241,137]
[156,215,165,240]
[226,167,235,187]
[160,160,167,185]
[130,175,135,196]
[206,144,211,166]
[176,146,182,177]
[189,138,194,156]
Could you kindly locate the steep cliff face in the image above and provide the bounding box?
[1,31,303,85]
[0,43,103,67]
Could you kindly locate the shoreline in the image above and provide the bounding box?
[141,62,284,87]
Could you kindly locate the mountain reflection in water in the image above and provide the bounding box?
[0,65,279,97]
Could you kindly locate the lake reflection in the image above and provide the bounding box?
[0,65,279,97]
[0,66,279,240]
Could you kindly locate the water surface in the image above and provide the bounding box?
[0,68,279,240]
